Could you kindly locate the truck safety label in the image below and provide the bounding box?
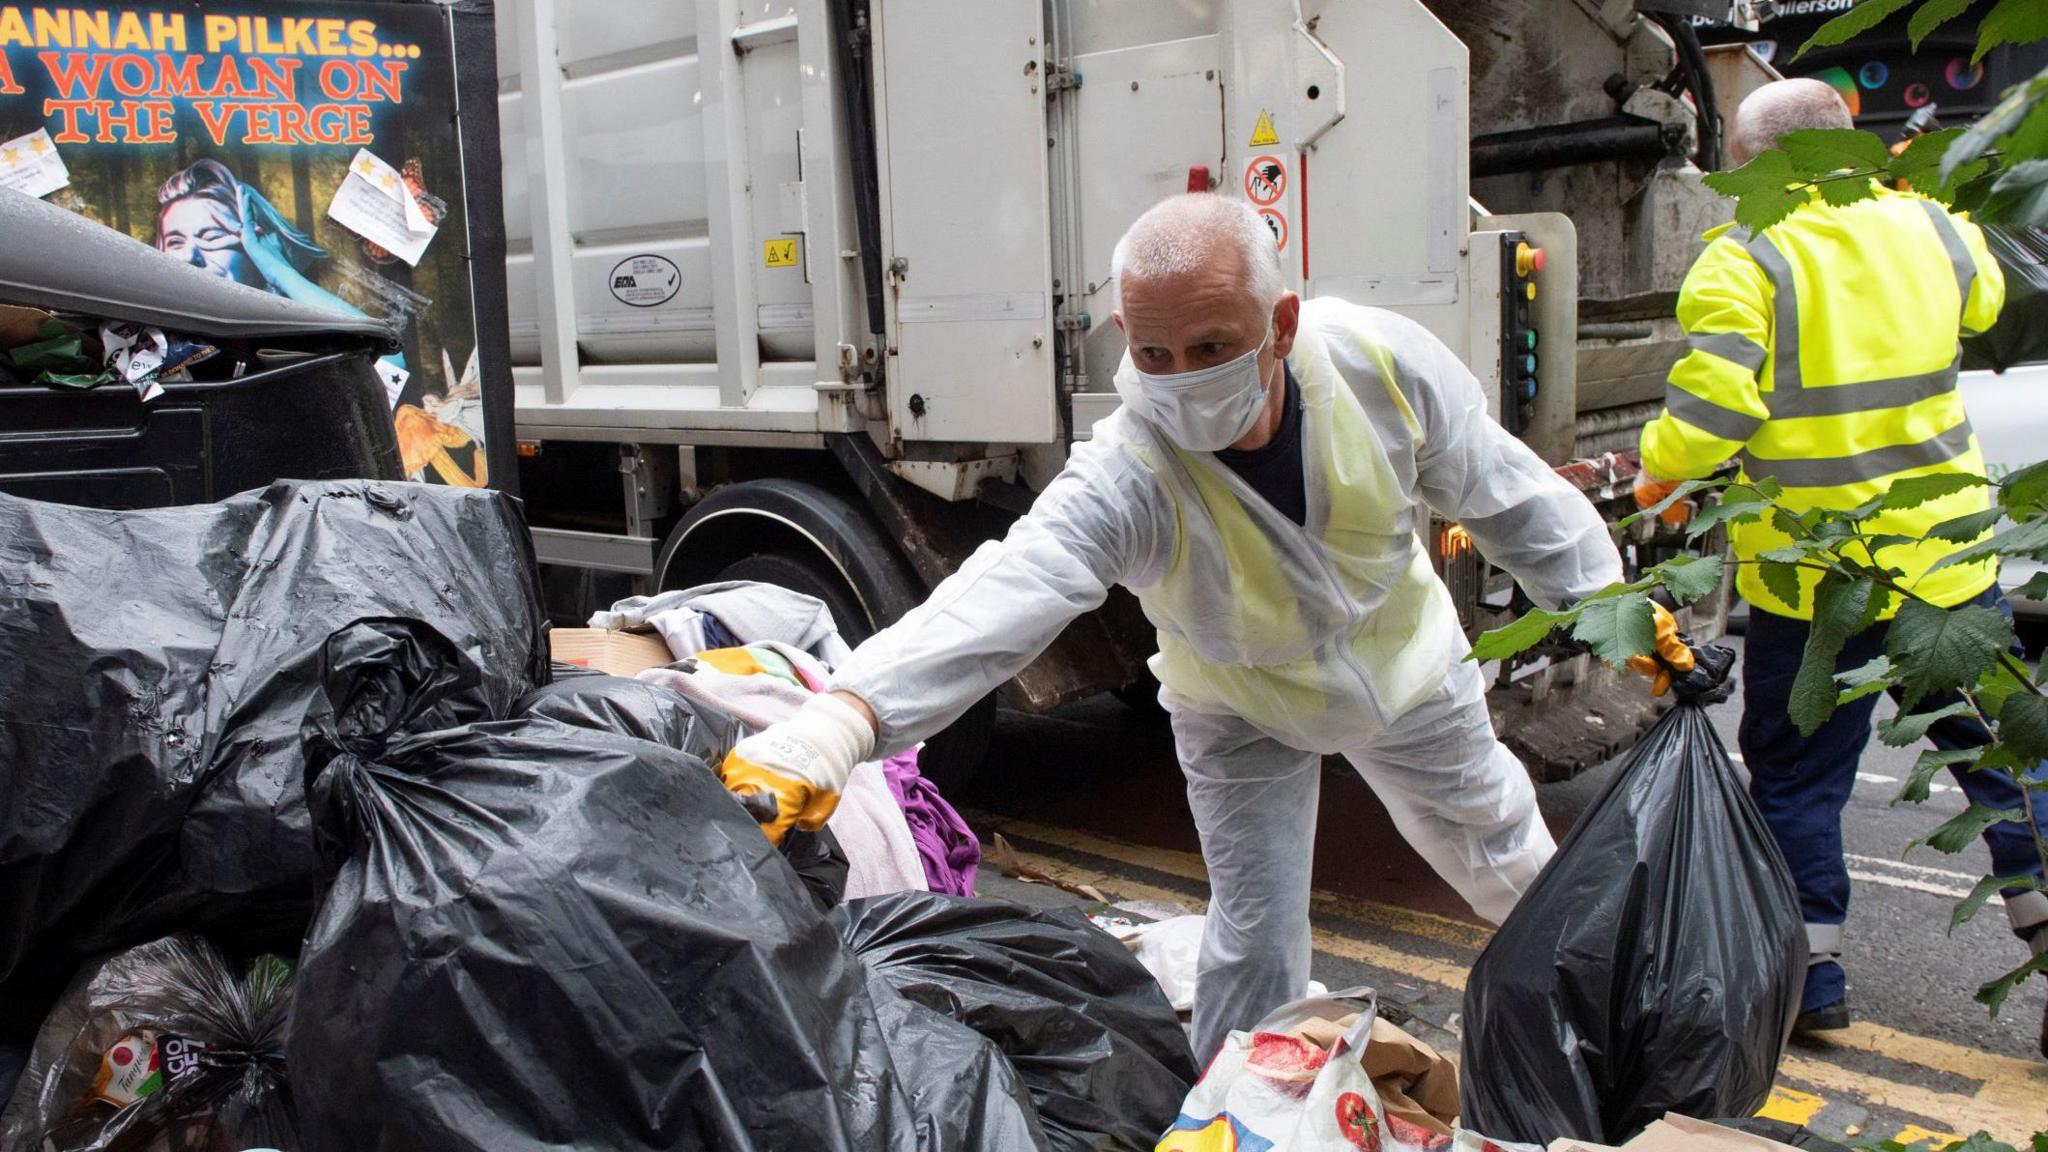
[1245,155,1285,206]
[1257,207,1287,252]
[763,238,800,268]
[1248,109,1279,148]
[609,255,681,307]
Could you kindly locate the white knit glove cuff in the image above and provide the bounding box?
[737,692,876,793]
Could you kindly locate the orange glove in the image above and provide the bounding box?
[1627,603,1697,697]
[717,692,874,845]
[1634,472,1692,528]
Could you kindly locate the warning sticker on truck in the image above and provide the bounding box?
[1248,109,1279,148]
[609,255,681,308]
[764,238,801,268]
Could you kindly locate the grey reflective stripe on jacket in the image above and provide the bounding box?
[1742,420,1976,488]
[1918,199,1979,332]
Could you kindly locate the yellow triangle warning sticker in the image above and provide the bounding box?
[1248,109,1279,148]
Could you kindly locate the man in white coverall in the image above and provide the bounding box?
[718,194,1678,1059]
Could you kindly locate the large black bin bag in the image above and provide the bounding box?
[0,481,547,1032]
[1460,700,1805,1143]
[289,618,911,1152]
[841,892,1199,1152]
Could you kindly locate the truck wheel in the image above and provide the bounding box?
[656,479,994,793]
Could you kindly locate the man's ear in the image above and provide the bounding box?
[1271,293,1302,359]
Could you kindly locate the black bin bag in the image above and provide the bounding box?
[289,618,913,1152]
[0,481,547,1035]
[840,892,1200,1152]
[1460,691,1804,1143]
[1963,225,2048,373]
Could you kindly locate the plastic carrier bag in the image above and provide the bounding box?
[1459,663,1803,1144]
[1962,225,2048,373]
[0,935,297,1152]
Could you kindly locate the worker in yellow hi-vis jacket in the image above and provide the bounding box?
[1637,78,2047,1051]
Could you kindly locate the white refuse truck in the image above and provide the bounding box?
[495,0,1766,784]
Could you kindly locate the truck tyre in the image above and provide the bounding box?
[655,479,994,792]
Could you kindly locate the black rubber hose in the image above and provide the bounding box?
[1648,11,1722,171]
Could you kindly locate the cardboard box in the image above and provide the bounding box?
[548,628,675,677]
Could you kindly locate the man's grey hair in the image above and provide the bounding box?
[1730,78,1855,165]
[1110,193,1285,314]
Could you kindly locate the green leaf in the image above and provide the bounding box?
[1911,0,1985,48]
[2001,457,2048,512]
[1469,607,1571,662]
[1994,689,2048,759]
[1836,656,1896,705]
[1877,701,1977,747]
[1887,128,1964,187]
[1817,175,1879,207]
[1926,507,2005,545]
[2033,1131,2048,1152]
[1653,554,1725,605]
[1899,748,1979,804]
[1703,149,1798,197]
[1780,128,1893,174]
[1952,873,2045,933]
[1943,69,2048,184]
[1883,472,1991,511]
[1797,0,1917,59]
[1975,0,2048,64]
[1975,951,2048,1016]
[1618,477,1713,529]
[1686,495,1770,541]
[1931,518,2048,571]
[1885,601,2016,707]
[1975,659,2032,715]
[1978,158,2048,229]
[1736,185,1809,234]
[1792,574,1874,735]
[2009,571,2048,599]
[1570,594,1656,667]
[1759,560,1806,613]
[1914,803,2029,854]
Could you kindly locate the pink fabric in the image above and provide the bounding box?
[880,749,980,897]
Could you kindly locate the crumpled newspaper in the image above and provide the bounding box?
[100,321,215,402]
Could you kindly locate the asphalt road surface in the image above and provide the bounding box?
[958,634,2048,1144]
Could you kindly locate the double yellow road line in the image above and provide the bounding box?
[972,814,2048,1144]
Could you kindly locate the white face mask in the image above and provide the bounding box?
[1134,336,1273,452]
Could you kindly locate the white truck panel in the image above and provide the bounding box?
[873,0,1057,444]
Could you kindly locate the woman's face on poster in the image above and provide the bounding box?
[157,196,264,289]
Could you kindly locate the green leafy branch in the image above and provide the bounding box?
[1473,462,2048,1016]
[1700,1,2048,231]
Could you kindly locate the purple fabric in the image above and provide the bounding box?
[880,749,980,896]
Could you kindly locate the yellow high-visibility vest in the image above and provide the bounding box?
[1640,186,2007,620]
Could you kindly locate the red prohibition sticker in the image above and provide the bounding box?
[1257,207,1288,251]
[1245,155,1286,206]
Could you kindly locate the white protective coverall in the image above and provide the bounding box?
[831,298,1622,1057]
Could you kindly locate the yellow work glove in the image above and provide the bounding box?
[1633,471,1692,528]
[1627,603,1697,698]
[717,692,875,846]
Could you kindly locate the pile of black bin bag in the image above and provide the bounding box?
[0,480,1196,1152]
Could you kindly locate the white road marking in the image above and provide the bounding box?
[1845,853,1980,883]
[1846,869,1974,899]
[1856,771,1897,784]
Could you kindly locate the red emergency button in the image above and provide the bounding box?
[1515,242,1546,277]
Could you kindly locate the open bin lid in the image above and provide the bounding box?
[0,188,397,345]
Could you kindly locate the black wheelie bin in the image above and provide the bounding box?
[0,189,402,510]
